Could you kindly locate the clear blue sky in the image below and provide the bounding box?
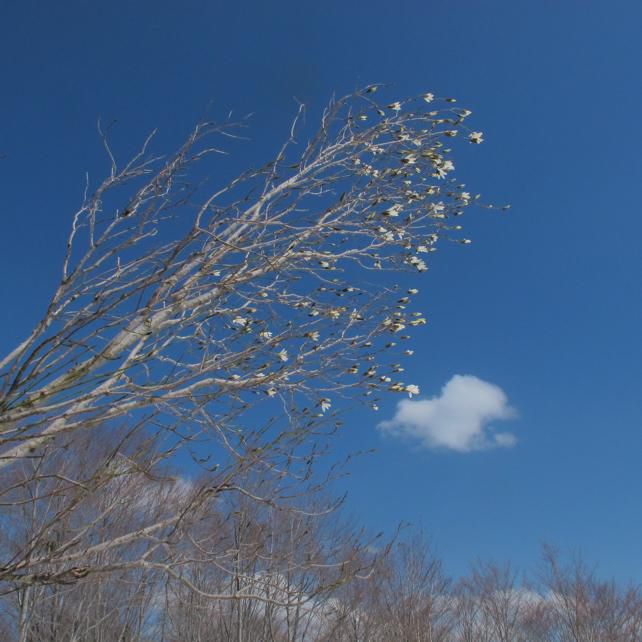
[1,0,640,581]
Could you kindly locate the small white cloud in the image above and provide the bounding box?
[378,374,516,452]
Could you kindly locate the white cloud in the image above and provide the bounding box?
[378,374,516,452]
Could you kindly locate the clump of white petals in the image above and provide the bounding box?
[381,204,402,217]
[469,131,484,144]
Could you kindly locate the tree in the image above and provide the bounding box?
[370,531,453,642]
[540,545,642,642]
[0,87,488,612]
[459,561,526,642]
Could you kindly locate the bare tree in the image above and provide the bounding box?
[466,561,527,642]
[541,545,642,642]
[371,532,452,642]
[158,482,378,642]
[0,87,490,621]
[316,530,452,642]
[452,561,556,642]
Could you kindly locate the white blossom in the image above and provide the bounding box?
[381,204,402,217]
[469,131,484,144]
[401,154,417,165]
[405,384,420,397]
[407,256,428,271]
[433,159,455,179]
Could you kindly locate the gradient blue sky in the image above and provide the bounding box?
[1,0,640,581]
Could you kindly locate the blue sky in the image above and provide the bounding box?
[1,0,641,581]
